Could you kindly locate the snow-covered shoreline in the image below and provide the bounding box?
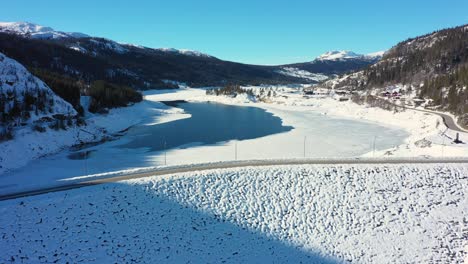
[0,93,188,175]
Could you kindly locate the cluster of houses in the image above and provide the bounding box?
[380,90,428,107]
[302,85,430,108]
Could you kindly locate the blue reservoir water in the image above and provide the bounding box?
[119,102,293,151]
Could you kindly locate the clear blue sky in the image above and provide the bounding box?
[3,0,467,65]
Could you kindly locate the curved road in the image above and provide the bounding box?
[385,98,467,132]
[408,107,467,132]
[1,158,467,201]
[423,111,466,133]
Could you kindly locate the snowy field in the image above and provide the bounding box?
[1,163,467,263]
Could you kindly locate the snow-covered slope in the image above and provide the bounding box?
[0,52,76,122]
[276,67,329,82]
[0,22,88,39]
[88,38,129,54]
[315,50,384,61]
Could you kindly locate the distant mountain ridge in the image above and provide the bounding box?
[0,22,213,58]
[0,22,306,89]
[0,22,380,88]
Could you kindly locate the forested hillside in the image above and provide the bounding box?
[323,25,468,124]
[363,25,468,116]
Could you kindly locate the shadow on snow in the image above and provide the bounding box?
[1,181,341,263]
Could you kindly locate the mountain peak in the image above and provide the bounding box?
[315,50,384,61]
[316,50,360,61]
[0,21,89,39]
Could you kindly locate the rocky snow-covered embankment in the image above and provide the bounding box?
[1,164,466,263]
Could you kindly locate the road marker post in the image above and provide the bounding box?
[303,136,306,158]
[164,140,167,166]
[235,141,238,161]
[372,136,377,158]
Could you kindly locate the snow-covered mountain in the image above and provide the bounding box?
[0,21,214,59]
[280,50,384,79]
[0,22,212,59]
[0,22,88,39]
[314,50,384,61]
[0,21,386,87]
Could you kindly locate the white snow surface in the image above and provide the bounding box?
[0,22,89,39]
[1,164,466,263]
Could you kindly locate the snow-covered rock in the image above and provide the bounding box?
[0,52,76,122]
[0,21,88,39]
